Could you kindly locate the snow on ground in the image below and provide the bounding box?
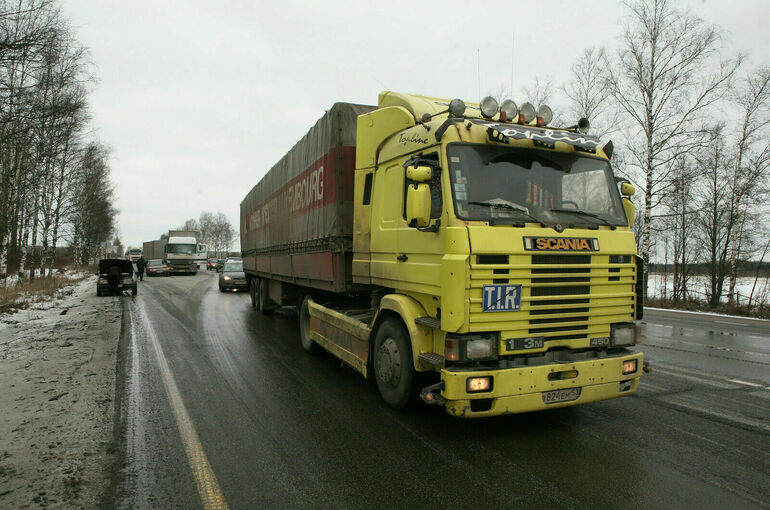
[0,275,122,508]
[647,274,770,305]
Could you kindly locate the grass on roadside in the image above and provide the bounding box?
[0,267,93,314]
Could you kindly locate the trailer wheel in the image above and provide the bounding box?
[299,295,319,354]
[250,279,259,309]
[259,278,274,315]
[373,317,414,410]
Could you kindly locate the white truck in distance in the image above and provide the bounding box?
[167,230,207,269]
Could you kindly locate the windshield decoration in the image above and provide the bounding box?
[471,120,602,152]
[524,237,599,251]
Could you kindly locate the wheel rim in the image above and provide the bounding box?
[376,337,401,386]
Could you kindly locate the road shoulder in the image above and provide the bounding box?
[0,276,122,508]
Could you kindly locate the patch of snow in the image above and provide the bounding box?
[645,306,770,322]
[647,273,770,305]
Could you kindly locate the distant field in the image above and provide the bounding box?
[647,273,769,306]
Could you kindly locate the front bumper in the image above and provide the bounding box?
[221,279,247,290]
[169,266,196,273]
[97,282,136,293]
[440,351,643,418]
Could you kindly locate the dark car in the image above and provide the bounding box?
[215,258,226,270]
[96,258,136,296]
[206,258,218,271]
[146,259,170,277]
[218,260,247,292]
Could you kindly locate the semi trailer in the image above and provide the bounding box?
[240,92,645,417]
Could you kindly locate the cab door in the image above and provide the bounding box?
[395,152,445,296]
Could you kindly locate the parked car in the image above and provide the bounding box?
[215,258,226,271]
[146,259,170,277]
[206,258,218,271]
[96,258,136,296]
[218,259,247,292]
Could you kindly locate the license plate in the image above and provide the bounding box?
[542,387,581,404]
[482,284,522,312]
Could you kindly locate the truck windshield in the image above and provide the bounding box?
[166,243,196,254]
[447,144,627,227]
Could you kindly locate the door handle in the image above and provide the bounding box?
[397,254,408,262]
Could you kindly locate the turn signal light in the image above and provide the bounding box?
[622,359,638,375]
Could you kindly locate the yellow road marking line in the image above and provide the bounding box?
[139,301,230,510]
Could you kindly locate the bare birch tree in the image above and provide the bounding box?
[725,66,770,304]
[604,0,741,294]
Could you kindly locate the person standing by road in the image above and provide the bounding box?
[135,256,147,282]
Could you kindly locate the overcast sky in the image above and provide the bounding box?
[59,0,770,250]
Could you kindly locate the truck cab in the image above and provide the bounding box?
[165,236,198,274]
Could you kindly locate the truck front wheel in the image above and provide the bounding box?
[373,318,414,410]
[299,295,319,354]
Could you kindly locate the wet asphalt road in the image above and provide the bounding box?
[111,270,770,510]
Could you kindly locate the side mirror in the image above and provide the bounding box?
[622,197,635,228]
[406,165,432,183]
[621,182,635,197]
[406,183,431,228]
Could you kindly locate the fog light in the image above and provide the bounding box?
[622,359,638,375]
[500,99,518,121]
[467,376,493,393]
[519,102,536,123]
[449,98,466,117]
[480,96,499,118]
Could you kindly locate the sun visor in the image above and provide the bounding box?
[470,120,601,153]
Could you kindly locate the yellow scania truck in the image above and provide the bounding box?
[240,91,645,417]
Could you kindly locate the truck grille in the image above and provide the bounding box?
[469,253,637,346]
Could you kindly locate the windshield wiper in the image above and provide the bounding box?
[550,208,614,228]
[468,200,545,226]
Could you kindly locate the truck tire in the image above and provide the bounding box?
[250,279,259,309]
[373,317,414,410]
[259,278,274,315]
[299,295,319,354]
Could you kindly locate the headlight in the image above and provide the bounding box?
[223,275,231,280]
[445,333,498,362]
[611,323,636,346]
[499,99,518,121]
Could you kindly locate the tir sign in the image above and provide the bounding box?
[482,284,522,312]
[524,237,599,251]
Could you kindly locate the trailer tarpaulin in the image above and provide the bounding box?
[240,102,375,292]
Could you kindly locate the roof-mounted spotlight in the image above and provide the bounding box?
[480,96,499,119]
[499,99,518,122]
[537,105,553,126]
[577,117,590,134]
[519,102,536,124]
[449,98,466,117]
